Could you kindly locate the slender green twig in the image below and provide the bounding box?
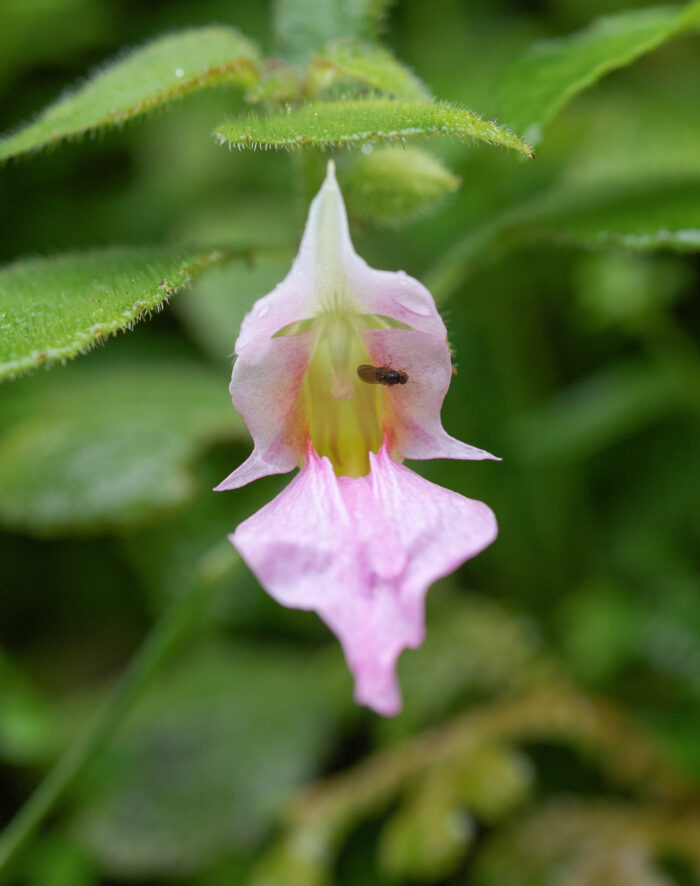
[0,542,240,880]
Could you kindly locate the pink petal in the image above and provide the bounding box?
[214,331,313,490]
[362,327,498,462]
[231,444,498,716]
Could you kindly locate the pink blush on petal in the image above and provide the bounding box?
[232,444,498,716]
[362,326,499,463]
[214,330,314,491]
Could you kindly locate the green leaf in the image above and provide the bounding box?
[71,643,348,878]
[341,146,460,226]
[564,86,700,187]
[215,99,534,156]
[308,38,431,101]
[427,179,700,301]
[495,2,700,147]
[273,0,393,64]
[0,246,233,381]
[532,179,700,251]
[0,27,260,162]
[0,359,243,535]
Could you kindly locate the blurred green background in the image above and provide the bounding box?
[1,0,700,884]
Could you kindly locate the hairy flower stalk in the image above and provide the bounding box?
[216,162,498,715]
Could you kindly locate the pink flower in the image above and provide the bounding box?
[216,162,498,716]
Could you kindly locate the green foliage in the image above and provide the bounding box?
[511,359,680,464]
[378,743,532,881]
[70,643,347,878]
[574,252,691,331]
[474,800,700,886]
[0,247,232,380]
[378,779,475,881]
[0,359,243,535]
[308,38,431,100]
[557,576,700,713]
[452,744,533,822]
[250,683,691,885]
[557,581,651,687]
[495,2,700,147]
[0,28,260,162]
[536,179,700,251]
[247,63,303,104]
[564,88,700,189]
[0,650,57,767]
[3,2,700,883]
[215,99,534,155]
[273,0,393,64]
[428,178,700,300]
[14,832,99,886]
[342,146,460,226]
[118,460,299,642]
[0,0,110,86]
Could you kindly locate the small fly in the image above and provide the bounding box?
[357,364,409,386]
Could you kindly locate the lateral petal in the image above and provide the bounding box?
[361,327,499,462]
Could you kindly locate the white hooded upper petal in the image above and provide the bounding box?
[235,161,446,355]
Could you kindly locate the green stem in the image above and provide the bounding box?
[0,542,240,880]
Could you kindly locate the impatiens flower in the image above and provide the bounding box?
[216,161,498,716]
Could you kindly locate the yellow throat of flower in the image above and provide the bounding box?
[300,311,389,477]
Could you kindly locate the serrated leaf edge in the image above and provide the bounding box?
[214,100,535,158]
[0,58,259,163]
[0,249,229,382]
